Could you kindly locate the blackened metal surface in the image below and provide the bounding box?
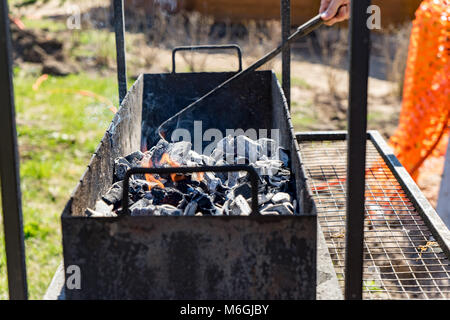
[0,0,28,300]
[172,45,243,73]
[63,215,316,299]
[68,75,143,216]
[271,76,315,216]
[345,0,371,300]
[113,0,127,104]
[62,71,316,299]
[122,166,260,215]
[141,71,273,150]
[281,0,291,108]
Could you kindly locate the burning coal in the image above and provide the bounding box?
[87,135,296,217]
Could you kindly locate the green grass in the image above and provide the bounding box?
[291,100,317,130]
[20,17,67,33]
[0,68,118,299]
[276,73,311,90]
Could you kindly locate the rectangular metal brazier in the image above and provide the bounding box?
[61,70,317,299]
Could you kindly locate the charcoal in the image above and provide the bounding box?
[214,135,262,163]
[260,210,280,216]
[258,192,274,205]
[95,135,296,218]
[94,200,114,216]
[215,135,234,155]
[236,156,249,164]
[158,204,182,216]
[235,135,262,163]
[183,201,198,216]
[233,182,252,200]
[150,139,170,163]
[190,189,220,215]
[114,157,131,181]
[200,155,215,166]
[125,150,144,165]
[102,181,123,206]
[174,181,195,195]
[143,191,153,200]
[168,141,192,163]
[278,168,291,177]
[222,199,230,215]
[130,198,152,211]
[267,175,290,188]
[262,203,294,215]
[203,172,221,192]
[210,148,225,162]
[197,196,219,216]
[188,150,204,164]
[254,160,283,176]
[86,208,117,218]
[257,138,278,159]
[279,148,290,167]
[230,195,252,216]
[151,187,184,207]
[226,171,239,188]
[130,204,157,217]
[151,187,167,204]
[129,179,149,195]
[272,192,291,204]
[213,159,228,182]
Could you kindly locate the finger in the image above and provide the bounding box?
[335,4,349,22]
[324,18,337,26]
[319,0,331,14]
[324,5,349,25]
[321,0,343,20]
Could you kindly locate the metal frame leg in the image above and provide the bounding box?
[344,0,371,300]
[0,0,28,300]
[113,0,127,104]
[281,0,291,109]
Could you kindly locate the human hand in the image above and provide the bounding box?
[319,0,350,26]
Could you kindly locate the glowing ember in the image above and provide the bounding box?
[142,157,165,189]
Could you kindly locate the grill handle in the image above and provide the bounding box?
[122,165,259,216]
[172,45,243,73]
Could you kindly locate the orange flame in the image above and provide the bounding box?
[141,152,205,187]
[142,157,165,189]
[160,153,185,182]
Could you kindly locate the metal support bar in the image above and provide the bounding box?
[172,45,243,73]
[344,0,371,300]
[0,0,28,300]
[113,0,127,104]
[281,0,291,108]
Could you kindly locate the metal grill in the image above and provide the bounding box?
[298,134,450,300]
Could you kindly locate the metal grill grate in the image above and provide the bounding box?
[299,138,450,299]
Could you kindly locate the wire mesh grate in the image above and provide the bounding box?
[299,139,450,300]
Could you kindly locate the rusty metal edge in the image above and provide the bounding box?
[368,130,450,258]
[295,130,450,260]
